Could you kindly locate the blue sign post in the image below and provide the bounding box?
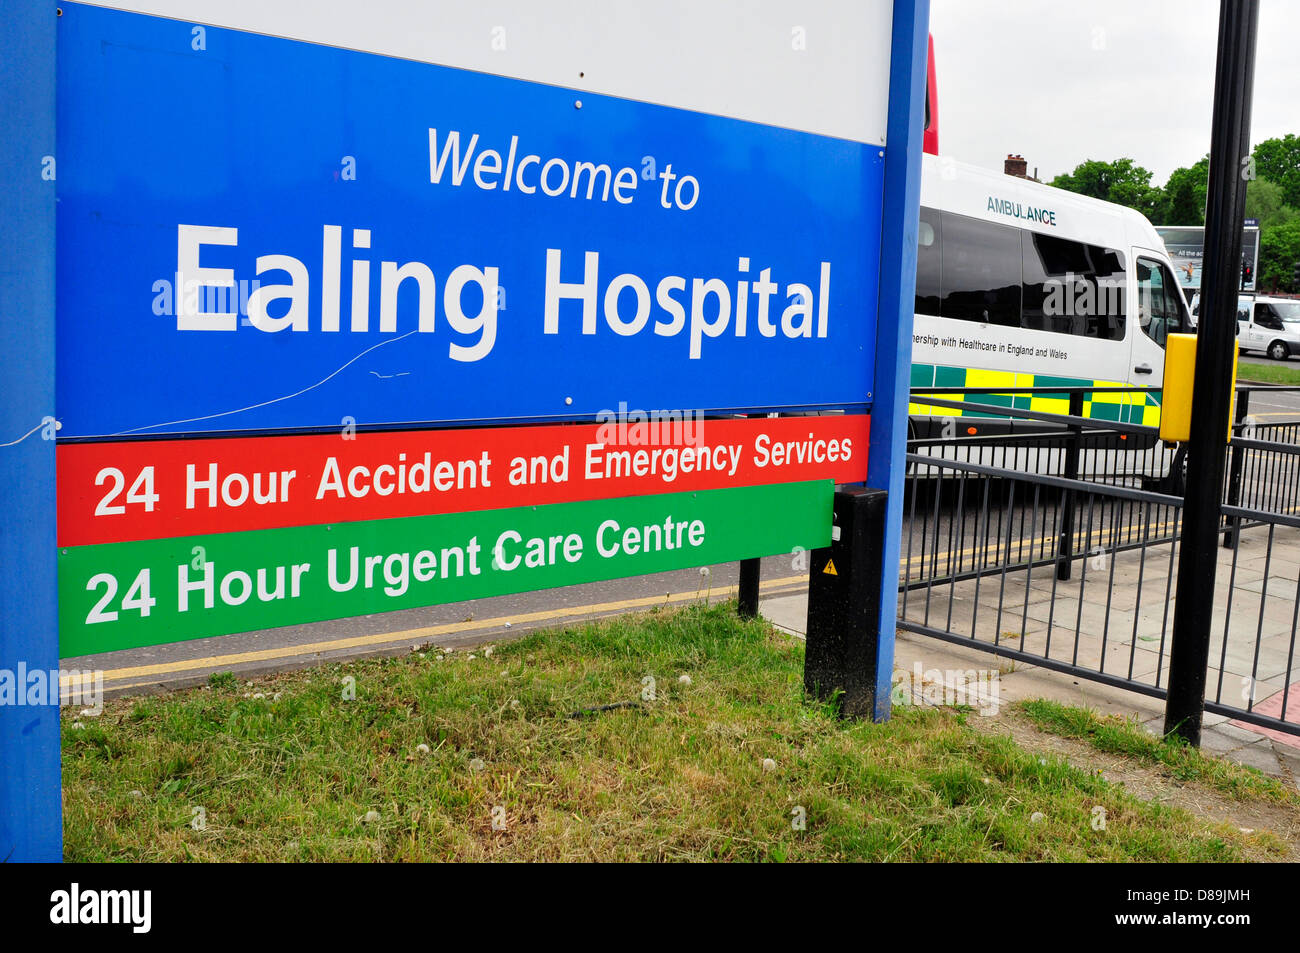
[869,0,931,720]
[0,0,62,862]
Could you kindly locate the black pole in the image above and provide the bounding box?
[1056,390,1085,581]
[737,557,760,618]
[1223,388,1249,549]
[1164,0,1259,745]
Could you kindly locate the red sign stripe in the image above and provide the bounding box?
[58,415,869,546]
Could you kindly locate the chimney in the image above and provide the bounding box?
[1004,154,1028,178]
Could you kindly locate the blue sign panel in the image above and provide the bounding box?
[56,4,882,437]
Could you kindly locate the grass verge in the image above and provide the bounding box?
[1236,360,1300,386]
[63,603,1278,861]
[1015,698,1300,805]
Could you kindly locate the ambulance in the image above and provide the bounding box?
[908,154,1193,478]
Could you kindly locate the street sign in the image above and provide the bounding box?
[47,0,903,644]
[2,0,931,861]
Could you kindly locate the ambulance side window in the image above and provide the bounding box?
[939,212,1022,327]
[915,206,942,316]
[1136,258,1185,348]
[1021,233,1126,339]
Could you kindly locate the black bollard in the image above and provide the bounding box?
[804,487,888,718]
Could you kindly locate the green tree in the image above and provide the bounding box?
[1257,218,1300,293]
[1244,178,1298,229]
[1252,134,1300,210]
[1157,156,1209,225]
[1050,158,1164,218]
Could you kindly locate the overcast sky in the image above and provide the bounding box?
[929,0,1300,185]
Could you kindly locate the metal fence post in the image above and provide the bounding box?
[1223,388,1249,549]
[1056,390,1085,580]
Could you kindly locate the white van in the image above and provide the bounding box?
[1237,295,1300,361]
[911,153,1191,438]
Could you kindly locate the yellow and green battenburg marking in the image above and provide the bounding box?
[908,363,1163,427]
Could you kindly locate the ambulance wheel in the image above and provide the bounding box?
[1171,445,1188,496]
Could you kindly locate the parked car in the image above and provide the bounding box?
[1237,295,1300,360]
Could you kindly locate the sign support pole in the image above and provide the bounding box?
[864,0,930,722]
[0,0,62,862]
[737,558,760,618]
[1164,0,1259,745]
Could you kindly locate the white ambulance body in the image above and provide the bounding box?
[910,154,1193,481]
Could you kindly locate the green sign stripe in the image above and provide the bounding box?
[59,481,832,656]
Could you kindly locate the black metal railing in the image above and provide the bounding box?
[1225,388,1300,539]
[901,383,1300,737]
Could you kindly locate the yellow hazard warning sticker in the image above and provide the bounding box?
[823,559,838,576]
